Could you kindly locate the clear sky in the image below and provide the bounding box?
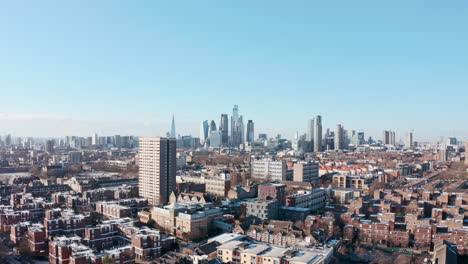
[0,1,467,142]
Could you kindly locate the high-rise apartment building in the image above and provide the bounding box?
[246,120,254,143]
[139,137,176,205]
[314,115,322,152]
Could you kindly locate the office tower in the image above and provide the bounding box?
[313,115,322,152]
[219,114,229,145]
[343,129,350,149]
[246,120,254,143]
[383,130,395,146]
[335,124,344,150]
[114,135,122,148]
[45,140,55,154]
[353,132,366,146]
[447,137,457,146]
[357,132,365,145]
[200,120,209,144]
[351,132,359,146]
[85,137,92,147]
[383,130,390,145]
[325,131,335,150]
[99,136,107,146]
[230,105,245,147]
[209,131,222,148]
[230,105,239,142]
[5,134,11,147]
[122,136,131,148]
[92,133,99,146]
[406,131,414,148]
[209,120,217,134]
[439,146,448,162]
[259,134,268,140]
[24,137,33,149]
[306,118,314,143]
[139,137,176,205]
[231,116,245,146]
[390,131,396,146]
[170,115,176,138]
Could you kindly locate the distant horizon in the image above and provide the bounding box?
[1,2,467,141]
[0,111,464,143]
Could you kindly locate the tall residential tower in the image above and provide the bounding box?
[139,137,176,205]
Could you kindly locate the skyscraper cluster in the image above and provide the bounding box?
[64,134,137,149]
[302,115,372,152]
[200,105,254,148]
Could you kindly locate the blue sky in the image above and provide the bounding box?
[0,1,467,141]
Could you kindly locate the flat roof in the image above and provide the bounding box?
[208,233,245,244]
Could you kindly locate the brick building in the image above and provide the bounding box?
[257,183,286,205]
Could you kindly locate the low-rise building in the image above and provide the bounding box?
[151,202,222,241]
[285,189,326,211]
[258,183,286,206]
[216,239,334,264]
[251,159,287,181]
[245,199,279,220]
[293,161,319,182]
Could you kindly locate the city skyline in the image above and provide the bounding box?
[0,111,465,143]
[1,2,468,263]
[0,2,467,140]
